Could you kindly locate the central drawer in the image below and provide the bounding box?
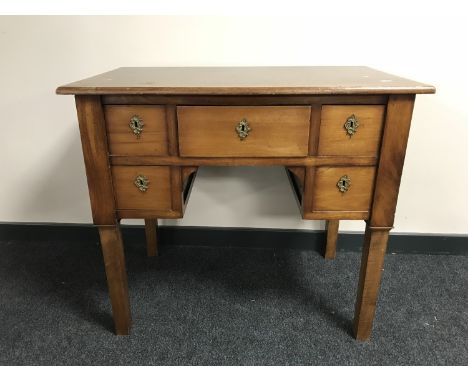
[177,106,311,157]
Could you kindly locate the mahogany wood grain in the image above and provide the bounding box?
[318,106,385,156]
[325,220,339,259]
[101,94,388,106]
[303,211,369,220]
[302,167,316,213]
[98,225,131,335]
[177,106,311,157]
[312,167,376,212]
[353,225,390,340]
[57,67,435,95]
[104,105,169,156]
[144,219,158,257]
[352,95,416,341]
[75,96,116,225]
[308,104,322,155]
[369,95,416,227]
[117,209,182,219]
[59,67,435,340]
[112,166,172,210]
[110,156,378,167]
[171,167,183,213]
[102,94,389,106]
[299,104,322,214]
[165,104,179,156]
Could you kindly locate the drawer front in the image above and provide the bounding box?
[112,166,172,210]
[318,105,385,156]
[104,106,168,156]
[312,166,376,211]
[177,106,311,157]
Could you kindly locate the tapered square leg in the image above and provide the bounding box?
[98,225,131,335]
[353,224,389,341]
[324,220,339,259]
[144,219,159,257]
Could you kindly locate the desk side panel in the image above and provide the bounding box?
[75,95,117,225]
[369,94,416,227]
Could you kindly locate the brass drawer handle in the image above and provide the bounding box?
[129,115,144,138]
[337,175,351,193]
[344,114,359,137]
[134,175,149,192]
[235,118,251,140]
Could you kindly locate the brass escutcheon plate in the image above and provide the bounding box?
[337,175,351,193]
[344,114,359,137]
[134,174,149,192]
[129,115,144,138]
[235,118,251,140]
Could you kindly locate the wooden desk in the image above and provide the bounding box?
[57,67,435,340]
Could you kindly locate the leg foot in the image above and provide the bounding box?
[324,220,339,259]
[98,225,131,335]
[353,224,389,341]
[144,219,158,257]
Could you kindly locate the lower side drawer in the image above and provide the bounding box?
[312,166,376,212]
[288,166,376,219]
[111,165,197,218]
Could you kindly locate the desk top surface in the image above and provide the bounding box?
[57,66,435,96]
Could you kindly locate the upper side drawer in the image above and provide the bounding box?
[104,105,168,156]
[177,106,311,157]
[318,105,385,156]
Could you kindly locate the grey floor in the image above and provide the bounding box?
[0,238,467,365]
